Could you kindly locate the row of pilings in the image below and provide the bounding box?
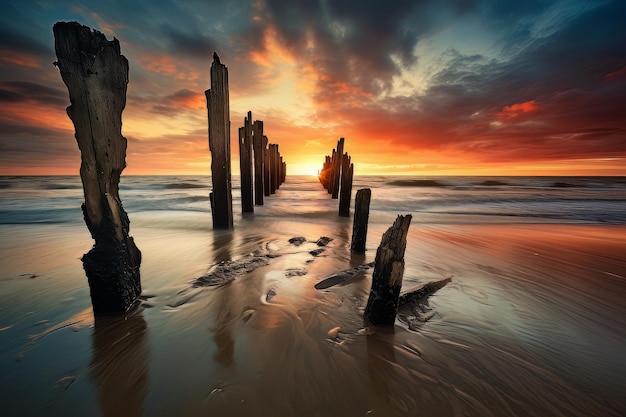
[318,137,354,217]
[53,22,288,315]
[238,111,286,213]
[207,53,287,230]
[317,138,371,253]
[54,20,411,327]
[317,138,412,325]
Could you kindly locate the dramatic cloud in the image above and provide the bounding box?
[0,0,625,175]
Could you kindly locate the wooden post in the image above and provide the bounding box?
[276,151,282,189]
[331,138,344,199]
[239,112,253,213]
[263,136,271,196]
[327,150,336,194]
[253,120,264,205]
[338,153,353,217]
[364,214,412,325]
[350,188,371,252]
[53,22,141,315]
[320,155,331,190]
[205,52,233,229]
[269,144,277,194]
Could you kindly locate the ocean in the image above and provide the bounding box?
[1,175,625,416]
[2,175,626,226]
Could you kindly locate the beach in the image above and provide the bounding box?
[1,176,625,416]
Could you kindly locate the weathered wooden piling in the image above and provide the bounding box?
[239,112,254,213]
[280,157,285,186]
[268,144,276,194]
[54,21,141,315]
[364,214,412,325]
[331,138,344,199]
[320,155,331,190]
[252,120,264,205]
[272,146,277,191]
[275,147,280,188]
[350,189,371,252]
[338,153,353,217]
[206,52,233,229]
[263,136,271,197]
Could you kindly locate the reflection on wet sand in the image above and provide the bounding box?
[366,329,397,414]
[212,229,234,263]
[210,283,236,371]
[90,309,148,417]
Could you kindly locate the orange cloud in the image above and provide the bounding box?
[0,101,73,133]
[140,54,178,76]
[497,100,539,120]
[0,50,41,68]
[604,65,626,81]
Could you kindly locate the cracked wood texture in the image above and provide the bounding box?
[54,21,141,315]
[206,53,233,229]
[338,152,353,217]
[364,214,412,325]
[239,111,253,213]
[350,188,371,252]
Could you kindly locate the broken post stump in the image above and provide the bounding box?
[364,214,412,325]
[206,52,233,229]
[338,152,353,217]
[53,21,141,315]
[253,120,264,205]
[239,112,253,213]
[350,188,371,252]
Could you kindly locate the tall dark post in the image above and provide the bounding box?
[253,120,264,205]
[263,136,271,196]
[268,144,276,194]
[320,155,331,190]
[239,112,253,213]
[206,52,233,229]
[351,188,371,252]
[327,150,336,194]
[53,22,141,315]
[331,138,344,199]
[364,215,412,325]
[338,153,353,217]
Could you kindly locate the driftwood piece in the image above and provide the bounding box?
[351,188,371,252]
[206,52,233,229]
[364,214,412,325]
[314,262,374,290]
[397,277,452,330]
[398,277,452,306]
[253,120,264,205]
[338,152,353,217]
[53,21,141,315]
[239,111,254,213]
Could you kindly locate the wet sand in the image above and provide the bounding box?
[1,211,626,416]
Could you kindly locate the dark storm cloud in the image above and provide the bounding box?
[0,81,67,106]
[242,0,475,95]
[0,26,53,57]
[161,25,220,59]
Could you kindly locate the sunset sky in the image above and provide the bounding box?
[1,0,625,176]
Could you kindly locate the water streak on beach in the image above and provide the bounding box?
[1,175,625,416]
